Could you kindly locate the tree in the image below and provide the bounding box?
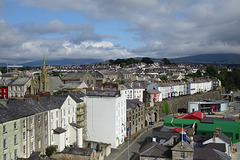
[52,71,61,76]
[161,58,171,65]
[46,146,57,157]
[163,101,170,115]
[119,80,126,84]
[18,66,32,71]
[195,70,202,77]
[160,75,168,81]
[205,65,218,78]
[141,57,154,64]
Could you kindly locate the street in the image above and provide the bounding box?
[105,122,163,160]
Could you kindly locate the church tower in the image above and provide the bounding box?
[39,56,49,92]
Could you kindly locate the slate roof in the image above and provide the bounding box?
[70,122,81,129]
[0,99,44,123]
[53,127,66,134]
[17,151,58,160]
[127,99,144,111]
[49,76,63,92]
[61,147,94,156]
[193,148,231,160]
[9,77,31,86]
[201,117,234,124]
[147,90,161,94]
[0,93,81,123]
[140,142,172,158]
[86,90,120,97]
[152,126,179,143]
[61,73,82,81]
[203,132,232,145]
[203,143,226,152]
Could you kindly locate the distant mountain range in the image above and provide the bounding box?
[1,53,239,67]
[170,53,240,64]
[20,58,104,67]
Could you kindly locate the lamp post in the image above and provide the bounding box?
[123,123,130,160]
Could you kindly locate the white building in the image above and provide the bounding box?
[84,90,126,148]
[47,94,83,152]
[8,77,32,98]
[119,82,146,102]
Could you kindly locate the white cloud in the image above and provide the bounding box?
[0,19,133,64]
[3,0,240,60]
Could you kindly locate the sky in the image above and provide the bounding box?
[0,0,240,64]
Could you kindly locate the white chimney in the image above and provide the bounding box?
[152,137,156,142]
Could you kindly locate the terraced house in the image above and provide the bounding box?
[0,93,83,159]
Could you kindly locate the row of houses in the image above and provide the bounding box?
[118,79,213,103]
[0,93,83,160]
[1,89,147,159]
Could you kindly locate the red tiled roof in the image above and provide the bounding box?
[170,127,187,133]
[175,114,187,119]
[184,111,206,119]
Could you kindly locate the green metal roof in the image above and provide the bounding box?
[197,121,240,133]
[164,118,200,127]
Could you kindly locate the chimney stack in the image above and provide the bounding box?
[152,137,156,142]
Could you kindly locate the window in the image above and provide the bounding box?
[45,124,47,131]
[23,132,26,141]
[14,135,17,145]
[4,139,7,149]
[23,145,26,154]
[31,142,34,151]
[14,149,17,158]
[180,152,185,159]
[45,114,48,121]
[236,134,239,140]
[45,136,48,145]
[30,118,34,125]
[4,154,6,160]
[38,140,41,149]
[10,153,12,160]
[56,111,58,117]
[23,120,26,128]
[3,125,7,133]
[14,122,17,130]
[68,98,70,105]
[38,116,41,123]
[4,89,6,93]
[38,128,41,135]
[56,120,58,128]
[68,108,70,114]
[31,129,33,137]
[63,110,66,116]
